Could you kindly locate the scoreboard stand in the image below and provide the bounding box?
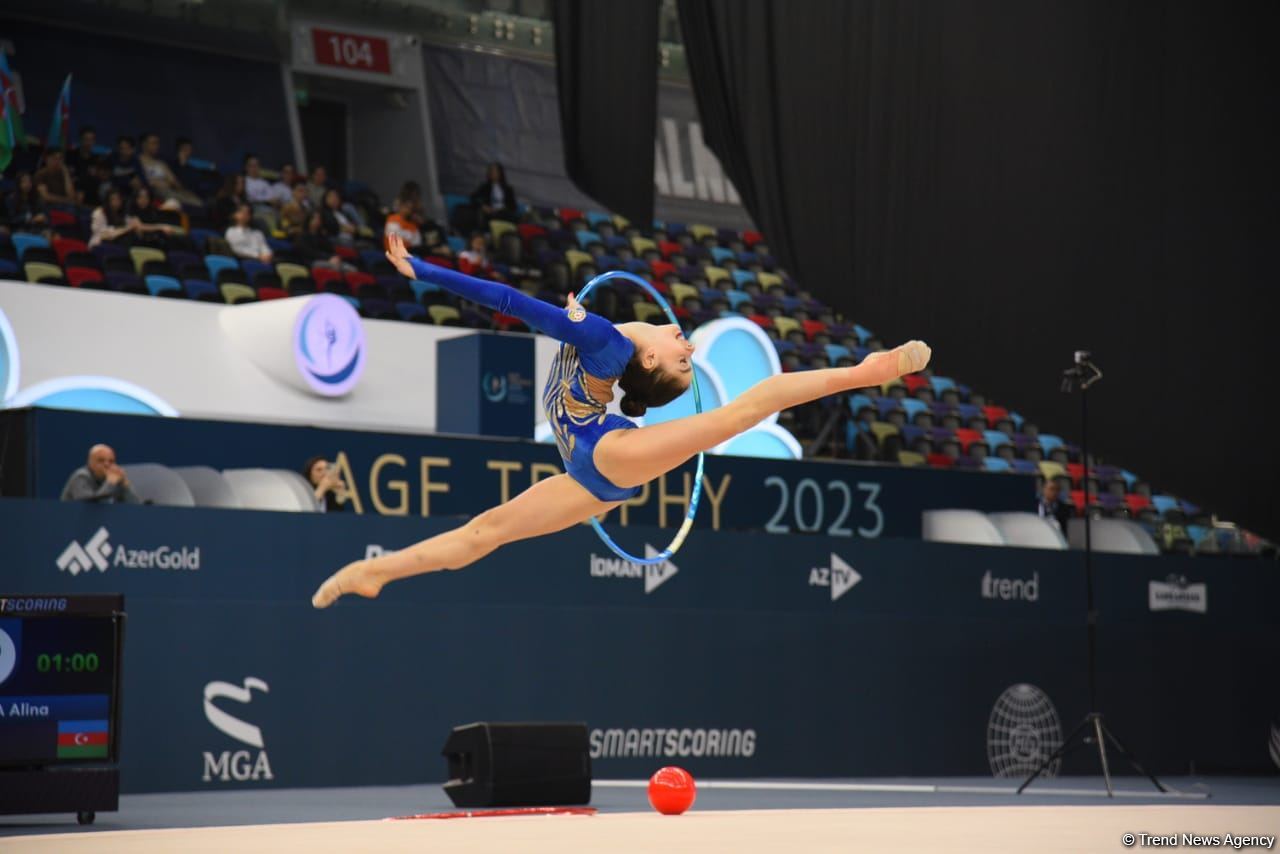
[0,594,125,825]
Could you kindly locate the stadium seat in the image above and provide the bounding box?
[1037,434,1065,454]
[11,233,50,261]
[575,230,603,250]
[129,246,166,274]
[564,249,593,275]
[275,263,310,288]
[689,224,716,241]
[429,305,462,325]
[756,271,783,290]
[897,450,925,467]
[257,286,288,301]
[204,254,240,282]
[631,236,657,255]
[145,275,183,297]
[633,302,664,323]
[65,266,104,288]
[311,267,344,290]
[24,261,64,283]
[396,302,427,322]
[220,283,256,304]
[704,266,730,287]
[183,279,219,301]
[711,246,735,264]
[52,237,89,266]
[982,457,1012,472]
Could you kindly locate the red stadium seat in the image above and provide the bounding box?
[53,237,90,266]
[659,240,682,259]
[983,405,1010,427]
[802,320,827,340]
[926,453,954,468]
[334,245,358,260]
[650,260,675,281]
[742,230,765,247]
[517,223,547,243]
[749,314,773,330]
[65,266,104,288]
[423,255,456,270]
[493,312,527,331]
[1124,494,1152,514]
[311,267,343,289]
[48,209,77,228]
[345,271,375,288]
[558,207,583,225]
[1069,490,1088,512]
[256,286,288,301]
[954,428,983,453]
[903,374,931,395]
[1066,462,1086,484]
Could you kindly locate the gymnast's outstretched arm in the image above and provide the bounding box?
[389,235,623,357]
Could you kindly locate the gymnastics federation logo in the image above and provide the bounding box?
[482,371,508,403]
[56,527,113,575]
[986,684,1063,778]
[293,294,365,397]
[202,677,274,783]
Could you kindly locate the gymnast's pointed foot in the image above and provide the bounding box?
[311,560,384,609]
[895,340,931,375]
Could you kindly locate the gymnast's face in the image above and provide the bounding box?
[648,324,695,389]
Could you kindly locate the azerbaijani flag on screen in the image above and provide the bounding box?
[46,73,72,151]
[57,719,109,759]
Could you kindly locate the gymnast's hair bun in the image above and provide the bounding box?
[620,395,647,418]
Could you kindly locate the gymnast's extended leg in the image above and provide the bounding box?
[311,473,618,608]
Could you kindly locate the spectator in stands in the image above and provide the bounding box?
[295,211,347,269]
[65,126,98,178]
[171,138,216,199]
[306,165,330,208]
[384,197,422,250]
[278,164,299,192]
[212,173,248,231]
[76,157,114,207]
[1037,479,1074,533]
[4,172,49,231]
[138,132,201,209]
[244,154,280,210]
[110,135,143,193]
[34,149,80,206]
[279,182,313,238]
[321,188,358,246]
[89,188,137,249]
[470,162,517,224]
[128,186,177,245]
[304,456,350,513]
[458,232,501,279]
[60,444,140,505]
[225,202,273,262]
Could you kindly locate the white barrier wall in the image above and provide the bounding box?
[0,281,560,434]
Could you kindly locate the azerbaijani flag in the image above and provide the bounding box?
[0,51,25,170]
[57,719,109,759]
[46,73,72,151]
[0,96,12,172]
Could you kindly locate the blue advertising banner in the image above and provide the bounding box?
[1,498,1275,793]
[9,408,1035,539]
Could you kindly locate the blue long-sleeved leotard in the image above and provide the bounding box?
[406,257,641,501]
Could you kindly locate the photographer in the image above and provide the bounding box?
[304,456,350,513]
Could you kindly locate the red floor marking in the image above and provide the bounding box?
[388,806,598,821]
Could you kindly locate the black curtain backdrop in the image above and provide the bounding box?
[679,0,1278,538]
[553,0,659,226]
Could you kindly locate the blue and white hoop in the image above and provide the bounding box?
[576,270,705,566]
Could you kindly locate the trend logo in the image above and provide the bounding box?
[294,294,365,397]
[807,552,861,601]
[56,527,112,575]
[986,683,1063,778]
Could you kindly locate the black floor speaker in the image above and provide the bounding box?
[441,721,591,807]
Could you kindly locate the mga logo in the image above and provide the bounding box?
[808,553,861,601]
[294,293,365,397]
[589,545,678,594]
[55,527,200,574]
[56,528,113,575]
[201,677,274,783]
[1148,575,1207,614]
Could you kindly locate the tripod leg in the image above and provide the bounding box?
[1101,722,1168,793]
[1092,715,1114,797]
[1017,716,1089,794]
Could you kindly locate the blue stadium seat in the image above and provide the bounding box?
[189,229,219,253]
[443,194,470,220]
[183,279,218,300]
[205,255,240,282]
[586,211,613,229]
[848,394,874,416]
[824,344,851,363]
[983,457,1012,472]
[241,259,272,281]
[1151,495,1180,515]
[853,323,872,344]
[410,279,441,301]
[731,269,755,287]
[12,233,50,261]
[447,236,466,254]
[711,246,735,264]
[1037,434,1065,453]
[984,429,1011,449]
[395,302,427,322]
[930,376,956,394]
[725,290,753,310]
[901,398,929,421]
[576,231,603,250]
[145,275,182,297]
[1010,459,1040,475]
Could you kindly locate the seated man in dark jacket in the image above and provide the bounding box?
[60,444,140,504]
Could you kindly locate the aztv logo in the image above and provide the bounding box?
[201,677,274,783]
[808,553,861,602]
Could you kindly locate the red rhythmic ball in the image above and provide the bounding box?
[647,766,696,815]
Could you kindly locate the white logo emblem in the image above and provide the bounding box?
[1148,575,1207,613]
[808,553,861,601]
[588,545,678,595]
[202,677,274,783]
[987,683,1063,778]
[56,527,112,575]
[0,627,16,685]
[981,570,1039,602]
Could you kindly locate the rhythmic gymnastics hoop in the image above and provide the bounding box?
[576,270,704,566]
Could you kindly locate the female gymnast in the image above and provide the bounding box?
[311,234,930,607]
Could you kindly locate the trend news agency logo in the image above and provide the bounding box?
[808,553,861,602]
[56,527,112,575]
[294,294,365,397]
[987,683,1063,778]
[202,677,274,782]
